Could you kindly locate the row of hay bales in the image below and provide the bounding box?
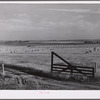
[0,46,51,54]
[0,45,99,54]
[85,47,100,54]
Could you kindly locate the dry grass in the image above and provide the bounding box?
[0,42,99,89]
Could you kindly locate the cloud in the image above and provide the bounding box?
[0,4,100,40]
[48,9,91,13]
[47,8,100,15]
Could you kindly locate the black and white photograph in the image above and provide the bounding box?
[0,2,100,90]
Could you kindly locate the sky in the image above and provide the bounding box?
[0,4,100,40]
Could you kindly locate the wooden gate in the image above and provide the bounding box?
[51,51,95,77]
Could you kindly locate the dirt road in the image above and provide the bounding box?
[0,67,100,90]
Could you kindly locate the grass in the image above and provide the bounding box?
[0,63,98,85]
[0,42,99,89]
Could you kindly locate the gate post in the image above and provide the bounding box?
[51,52,53,73]
[93,68,94,77]
[94,62,96,73]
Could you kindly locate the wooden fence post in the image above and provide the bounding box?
[94,62,96,73]
[93,67,94,77]
[92,62,97,77]
[2,63,5,75]
[51,52,53,73]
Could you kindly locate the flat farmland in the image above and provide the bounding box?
[0,41,100,89]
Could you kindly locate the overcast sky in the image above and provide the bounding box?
[0,4,100,40]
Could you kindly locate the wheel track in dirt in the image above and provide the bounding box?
[1,65,100,90]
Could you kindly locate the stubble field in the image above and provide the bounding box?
[0,41,100,89]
